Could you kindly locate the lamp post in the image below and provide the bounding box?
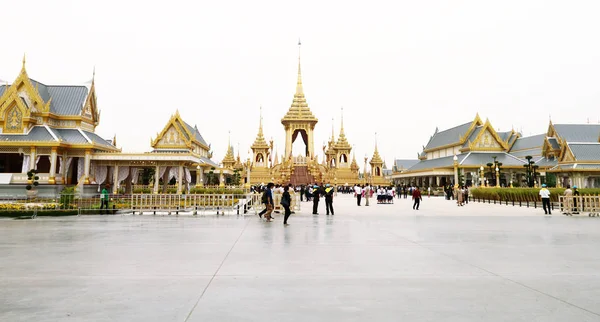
[244,158,251,188]
[196,165,203,187]
[480,165,485,187]
[523,155,537,188]
[453,154,459,186]
[363,155,368,185]
[495,166,500,187]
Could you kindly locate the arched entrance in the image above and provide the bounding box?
[291,129,309,157]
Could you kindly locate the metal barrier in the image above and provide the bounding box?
[558,195,600,216]
[0,193,271,216]
[0,194,133,216]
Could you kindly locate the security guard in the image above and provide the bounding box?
[324,184,335,215]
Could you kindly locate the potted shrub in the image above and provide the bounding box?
[26,169,39,198]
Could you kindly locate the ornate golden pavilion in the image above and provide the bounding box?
[232,46,390,187]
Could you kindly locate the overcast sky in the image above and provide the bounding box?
[2,0,600,167]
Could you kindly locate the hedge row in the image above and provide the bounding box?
[132,188,246,194]
[0,210,79,218]
[469,188,600,202]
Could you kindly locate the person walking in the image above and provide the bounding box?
[464,186,469,204]
[312,184,321,215]
[324,184,335,215]
[355,184,363,206]
[364,184,371,206]
[261,182,275,221]
[412,186,422,210]
[403,185,408,199]
[539,184,551,215]
[281,185,292,225]
[563,185,573,216]
[300,185,305,202]
[100,185,109,215]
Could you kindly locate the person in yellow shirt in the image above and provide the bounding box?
[324,184,335,215]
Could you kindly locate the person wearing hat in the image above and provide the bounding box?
[324,184,335,215]
[312,184,322,215]
[539,184,551,215]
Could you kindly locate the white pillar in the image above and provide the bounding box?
[49,147,57,184]
[29,147,36,171]
[195,168,201,187]
[153,165,160,194]
[61,154,68,184]
[84,150,91,184]
[113,165,119,194]
[177,165,184,194]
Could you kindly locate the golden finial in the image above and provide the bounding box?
[258,106,264,134]
[340,107,345,134]
[228,130,231,147]
[331,117,335,141]
[22,53,26,69]
[295,39,304,97]
[92,66,96,85]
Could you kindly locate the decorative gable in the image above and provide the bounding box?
[466,120,508,152]
[81,84,99,127]
[151,111,204,151]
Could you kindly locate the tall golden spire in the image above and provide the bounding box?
[331,117,335,142]
[282,40,317,122]
[252,107,269,149]
[222,130,236,168]
[295,39,303,97]
[335,107,351,149]
[370,132,383,165]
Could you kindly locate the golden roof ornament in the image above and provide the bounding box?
[350,151,359,170]
[281,41,318,124]
[251,107,269,150]
[334,107,351,150]
[370,133,383,165]
[222,132,236,168]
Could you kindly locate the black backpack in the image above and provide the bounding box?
[261,190,269,204]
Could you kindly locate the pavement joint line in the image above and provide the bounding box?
[183,216,251,322]
[384,226,600,318]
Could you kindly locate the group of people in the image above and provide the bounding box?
[539,184,581,216]
[352,184,423,210]
[256,183,336,225]
[256,183,294,224]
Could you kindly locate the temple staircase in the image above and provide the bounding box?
[289,166,315,186]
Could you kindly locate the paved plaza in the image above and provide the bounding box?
[1,195,600,322]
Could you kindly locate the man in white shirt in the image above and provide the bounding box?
[539,184,551,215]
[355,184,363,206]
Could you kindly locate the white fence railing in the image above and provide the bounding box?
[0,193,301,217]
[558,195,600,216]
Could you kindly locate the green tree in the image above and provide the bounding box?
[141,168,155,185]
[546,173,557,187]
